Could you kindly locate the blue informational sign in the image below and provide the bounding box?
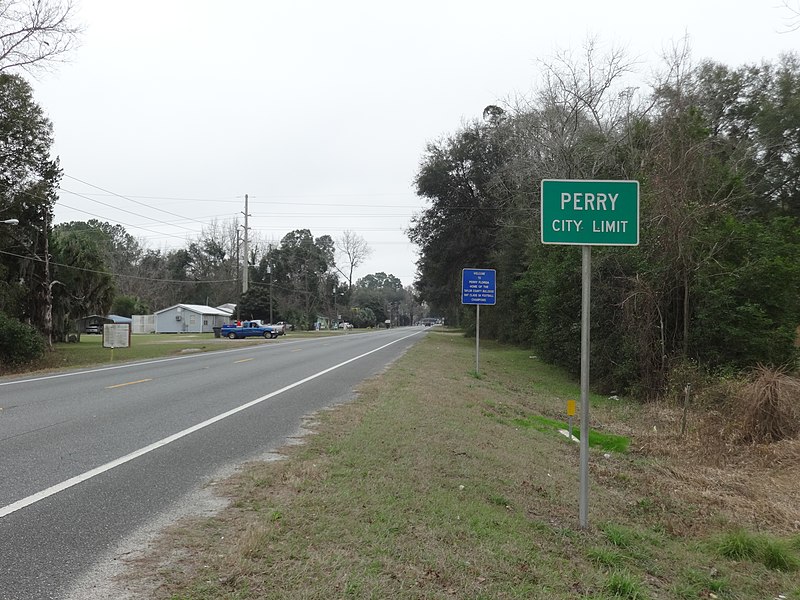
[461,268,496,305]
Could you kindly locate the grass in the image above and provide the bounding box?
[511,413,631,452]
[116,330,800,599]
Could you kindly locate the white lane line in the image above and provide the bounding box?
[0,330,423,519]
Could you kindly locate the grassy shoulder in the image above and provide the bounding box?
[0,330,351,376]
[123,330,800,599]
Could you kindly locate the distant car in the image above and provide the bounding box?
[85,324,102,334]
[277,321,294,331]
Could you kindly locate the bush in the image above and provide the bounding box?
[692,217,800,371]
[738,365,800,443]
[0,312,45,366]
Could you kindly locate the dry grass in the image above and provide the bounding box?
[118,331,800,599]
[738,365,800,443]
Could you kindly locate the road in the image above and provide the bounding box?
[0,327,425,600]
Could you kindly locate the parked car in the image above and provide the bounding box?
[221,321,283,339]
[277,321,294,331]
[85,324,102,334]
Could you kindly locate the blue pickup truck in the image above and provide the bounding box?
[221,321,285,339]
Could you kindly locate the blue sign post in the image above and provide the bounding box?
[462,268,496,375]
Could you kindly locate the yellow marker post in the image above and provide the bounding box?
[567,399,576,440]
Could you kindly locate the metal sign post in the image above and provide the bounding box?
[475,304,480,373]
[541,179,639,529]
[579,245,591,527]
[461,268,496,377]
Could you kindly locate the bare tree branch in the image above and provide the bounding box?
[0,0,82,74]
[778,0,800,32]
[335,230,372,290]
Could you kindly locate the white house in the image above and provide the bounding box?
[154,304,233,334]
[216,303,237,314]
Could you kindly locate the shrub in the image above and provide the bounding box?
[738,365,800,443]
[0,312,45,366]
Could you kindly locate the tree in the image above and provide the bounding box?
[126,248,193,311]
[0,0,82,73]
[256,229,336,329]
[691,216,800,369]
[357,272,402,292]
[183,219,240,306]
[0,73,60,344]
[50,225,115,339]
[351,272,406,325]
[111,294,148,318]
[408,119,513,323]
[410,40,800,399]
[237,287,272,323]
[335,230,372,290]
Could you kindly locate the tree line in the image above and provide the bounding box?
[408,42,800,399]
[0,78,419,364]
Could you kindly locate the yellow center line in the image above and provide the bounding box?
[291,348,303,352]
[106,378,152,389]
[234,358,254,363]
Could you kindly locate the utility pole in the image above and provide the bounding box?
[242,194,250,295]
[41,209,54,349]
[235,227,241,321]
[267,244,273,324]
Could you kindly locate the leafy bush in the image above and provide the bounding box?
[350,307,376,328]
[692,217,800,371]
[111,294,149,318]
[0,312,45,366]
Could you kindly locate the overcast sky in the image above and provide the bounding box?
[30,0,799,287]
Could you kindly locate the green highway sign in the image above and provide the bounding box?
[541,179,639,246]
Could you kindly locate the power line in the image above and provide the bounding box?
[0,249,236,284]
[57,201,195,242]
[59,187,199,234]
[63,175,220,229]
[70,192,422,208]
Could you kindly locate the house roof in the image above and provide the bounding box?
[107,314,133,324]
[77,314,112,323]
[154,303,233,317]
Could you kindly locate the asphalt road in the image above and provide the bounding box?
[0,327,425,600]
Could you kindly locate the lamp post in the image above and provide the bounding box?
[2,218,19,225]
